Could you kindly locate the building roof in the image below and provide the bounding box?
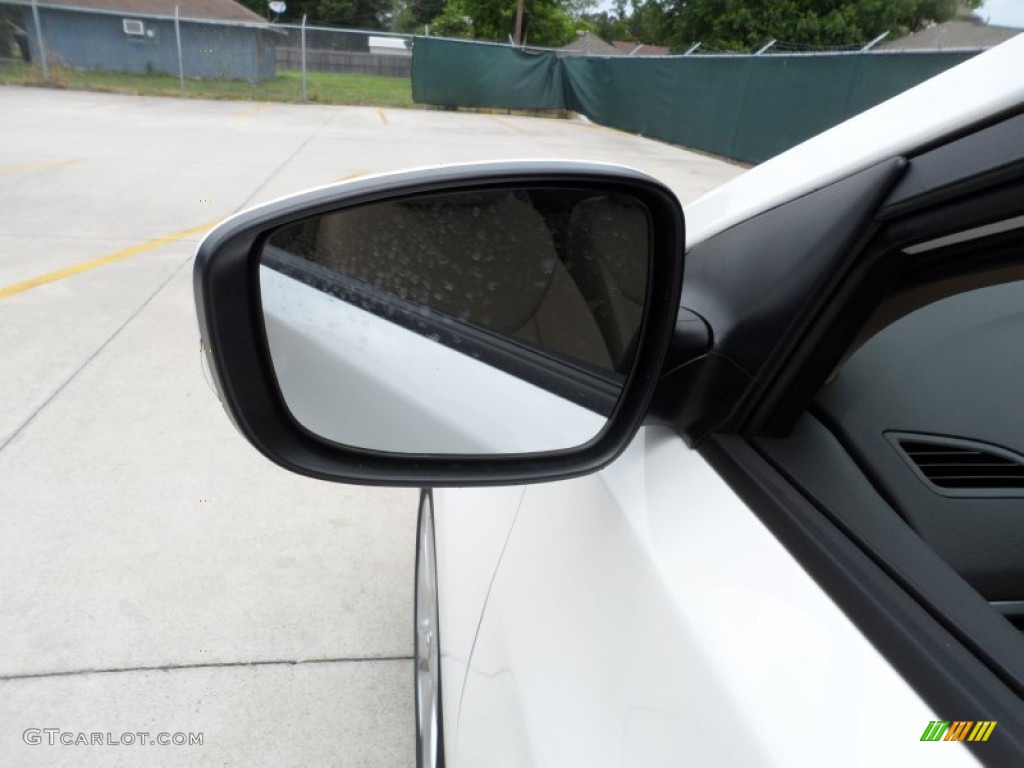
[34,0,268,24]
[559,32,623,56]
[877,18,1021,51]
[611,40,671,56]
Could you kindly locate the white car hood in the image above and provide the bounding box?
[685,33,1024,249]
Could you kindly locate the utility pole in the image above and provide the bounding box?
[513,0,524,45]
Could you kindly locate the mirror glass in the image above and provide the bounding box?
[259,185,651,455]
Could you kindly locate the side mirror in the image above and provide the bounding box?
[193,162,684,485]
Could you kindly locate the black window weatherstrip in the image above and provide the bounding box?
[993,602,1024,631]
[881,112,1024,220]
[260,244,623,417]
[749,118,1024,439]
[766,411,1024,694]
[701,435,1024,766]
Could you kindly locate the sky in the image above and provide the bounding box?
[977,0,1024,28]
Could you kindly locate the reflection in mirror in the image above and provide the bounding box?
[259,186,651,455]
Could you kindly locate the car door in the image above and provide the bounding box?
[441,106,1024,766]
[453,427,988,767]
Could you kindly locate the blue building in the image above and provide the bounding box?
[10,0,279,82]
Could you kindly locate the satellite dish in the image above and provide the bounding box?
[269,1,286,13]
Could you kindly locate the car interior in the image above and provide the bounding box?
[263,188,653,395]
[815,274,1024,598]
[565,195,649,366]
[814,243,1024,620]
[764,230,1024,637]
[311,191,617,371]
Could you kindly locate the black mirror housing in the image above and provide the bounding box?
[193,161,684,486]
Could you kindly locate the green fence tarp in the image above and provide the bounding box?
[412,38,565,111]
[411,37,977,164]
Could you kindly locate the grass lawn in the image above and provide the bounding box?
[0,62,416,108]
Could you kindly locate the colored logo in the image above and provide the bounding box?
[921,721,996,742]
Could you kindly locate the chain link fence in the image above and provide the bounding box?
[0,1,412,100]
[681,33,895,56]
[278,23,412,78]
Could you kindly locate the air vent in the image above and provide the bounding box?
[895,435,1024,491]
[123,19,145,36]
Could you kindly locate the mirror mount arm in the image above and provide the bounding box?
[661,308,712,373]
[645,308,754,446]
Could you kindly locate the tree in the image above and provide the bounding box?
[589,10,631,42]
[236,0,580,41]
[626,0,672,43]
[314,0,392,28]
[431,0,475,35]
[666,0,968,51]
[584,0,673,46]
[389,0,435,33]
[518,0,578,45]
[431,0,577,45]
[408,0,450,25]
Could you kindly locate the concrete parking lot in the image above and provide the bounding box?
[0,86,743,766]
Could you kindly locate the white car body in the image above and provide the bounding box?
[430,34,1024,768]
[436,435,973,767]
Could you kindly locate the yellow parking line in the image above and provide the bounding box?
[234,103,271,118]
[578,121,625,137]
[0,219,221,300]
[489,115,529,134]
[0,158,82,175]
[377,108,389,126]
[332,168,371,182]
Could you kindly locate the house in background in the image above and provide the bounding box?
[610,41,670,56]
[559,33,670,57]
[876,20,1020,50]
[558,31,623,56]
[877,5,1021,51]
[7,0,279,81]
